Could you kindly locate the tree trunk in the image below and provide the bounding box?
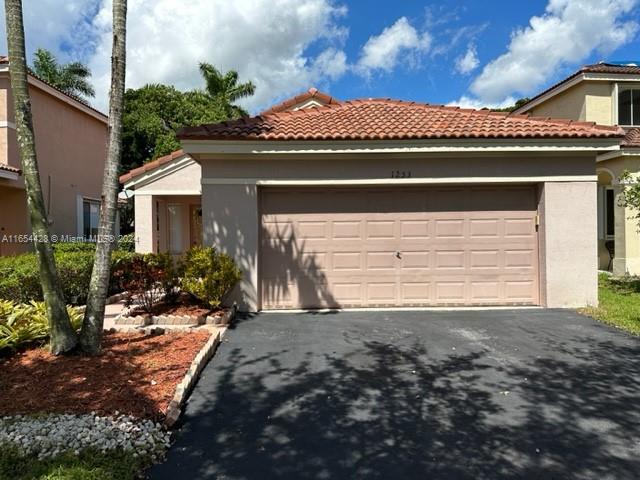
[4,0,77,355]
[79,0,127,354]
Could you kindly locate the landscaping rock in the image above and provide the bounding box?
[0,413,170,461]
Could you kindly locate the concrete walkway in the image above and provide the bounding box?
[149,309,640,480]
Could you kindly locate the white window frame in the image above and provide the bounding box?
[616,83,640,126]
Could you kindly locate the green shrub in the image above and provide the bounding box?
[0,250,137,305]
[117,233,136,252]
[180,246,242,308]
[0,300,83,353]
[52,242,96,254]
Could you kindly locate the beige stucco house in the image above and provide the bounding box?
[122,88,623,311]
[0,56,108,255]
[513,62,640,276]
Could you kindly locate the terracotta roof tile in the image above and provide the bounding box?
[119,149,187,184]
[261,87,340,115]
[178,99,624,142]
[516,62,640,113]
[0,164,21,174]
[622,127,640,147]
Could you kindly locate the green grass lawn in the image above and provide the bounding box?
[579,273,640,335]
[0,447,150,480]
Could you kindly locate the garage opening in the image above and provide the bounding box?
[260,185,539,309]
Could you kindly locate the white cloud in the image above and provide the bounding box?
[356,17,431,75]
[448,95,516,110]
[455,44,479,74]
[0,0,99,62]
[84,0,349,113]
[463,0,639,105]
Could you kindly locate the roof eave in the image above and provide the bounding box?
[181,137,622,156]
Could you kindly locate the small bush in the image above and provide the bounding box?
[180,246,242,308]
[0,300,83,353]
[118,253,177,313]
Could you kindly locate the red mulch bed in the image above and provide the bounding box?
[128,293,221,318]
[0,331,211,421]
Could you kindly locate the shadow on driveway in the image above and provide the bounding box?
[149,310,640,479]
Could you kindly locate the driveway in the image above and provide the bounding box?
[149,310,640,480]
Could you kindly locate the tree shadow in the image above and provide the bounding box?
[260,223,339,310]
[152,321,640,479]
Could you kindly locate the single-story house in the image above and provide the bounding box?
[121,88,624,311]
[0,56,109,255]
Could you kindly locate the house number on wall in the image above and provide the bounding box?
[391,170,412,178]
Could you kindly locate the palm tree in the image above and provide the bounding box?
[79,0,127,355]
[32,48,95,101]
[199,63,255,117]
[4,0,78,354]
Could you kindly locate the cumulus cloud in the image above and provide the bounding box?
[455,44,479,74]
[0,0,100,62]
[356,17,431,75]
[83,0,350,112]
[459,0,639,106]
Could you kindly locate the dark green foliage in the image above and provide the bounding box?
[492,97,531,112]
[0,445,150,480]
[122,84,229,173]
[181,246,242,308]
[31,48,95,101]
[0,250,136,305]
[116,233,135,252]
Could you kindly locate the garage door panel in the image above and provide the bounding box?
[260,186,539,309]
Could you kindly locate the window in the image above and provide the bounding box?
[618,88,640,126]
[605,188,615,238]
[82,199,100,239]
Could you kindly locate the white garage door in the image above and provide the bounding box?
[260,185,539,309]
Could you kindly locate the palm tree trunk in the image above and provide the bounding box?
[4,0,77,354]
[79,0,127,355]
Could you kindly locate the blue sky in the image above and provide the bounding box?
[1,0,639,113]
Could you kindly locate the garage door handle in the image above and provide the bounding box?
[395,251,402,259]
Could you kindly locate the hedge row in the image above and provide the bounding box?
[0,248,136,305]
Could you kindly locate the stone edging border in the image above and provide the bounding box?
[163,320,234,427]
[116,304,237,327]
[76,291,129,315]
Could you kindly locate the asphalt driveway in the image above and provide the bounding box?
[150,309,640,480]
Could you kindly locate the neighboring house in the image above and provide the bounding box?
[0,56,108,256]
[122,87,623,311]
[513,62,640,275]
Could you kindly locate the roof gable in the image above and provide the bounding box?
[260,87,340,115]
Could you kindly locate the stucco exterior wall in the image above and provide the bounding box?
[529,81,613,125]
[0,185,28,255]
[135,161,201,194]
[540,181,598,308]
[0,73,108,251]
[201,184,258,310]
[198,153,598,311]
[596,155,640,275]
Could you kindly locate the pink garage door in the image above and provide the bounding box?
[260,185,539,309]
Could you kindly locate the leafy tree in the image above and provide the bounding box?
[4,0,77,354]
[79,0,127,354]
[493,97,531,113]
[31,48,95,101]
[122,85,229,172]
[199,63,256,117]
